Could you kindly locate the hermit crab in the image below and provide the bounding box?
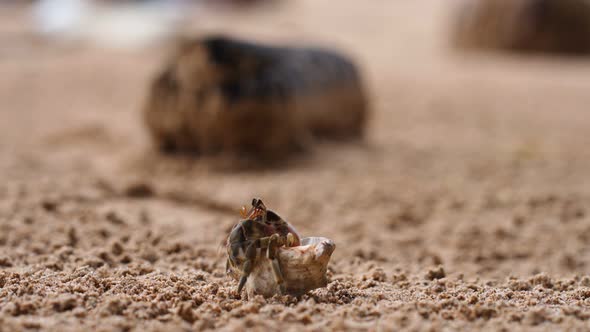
[226,198,335,297]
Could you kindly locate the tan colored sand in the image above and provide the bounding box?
[1,1,590,330]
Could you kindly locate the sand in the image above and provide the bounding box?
[1,1,590,330]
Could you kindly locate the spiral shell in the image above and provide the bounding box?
[244,237,335,298]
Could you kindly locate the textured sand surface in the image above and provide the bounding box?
[2,1,590,330]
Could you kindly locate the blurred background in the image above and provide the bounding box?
[3,0,590,270]
[3,0,590,272]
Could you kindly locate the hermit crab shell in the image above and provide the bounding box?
[245,237,335,298]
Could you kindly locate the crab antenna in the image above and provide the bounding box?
[240,206,249,218]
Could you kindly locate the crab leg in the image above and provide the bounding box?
[236,232,296,295]
[237,240,258,294]
[267,234,286,294]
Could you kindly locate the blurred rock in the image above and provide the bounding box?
[143,35,368,162]
[452,0,590,55]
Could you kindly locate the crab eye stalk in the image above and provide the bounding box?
[253,198,267,208]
